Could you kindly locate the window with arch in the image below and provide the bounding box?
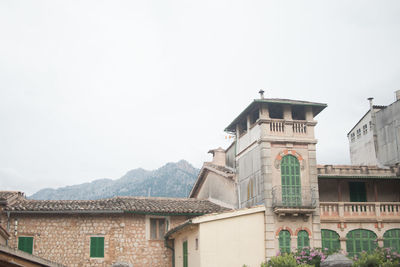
[383,229,400,253]
[321,229,340,253]
[346,229,377,257]
[247,179,254,201]
[281,155,301,207]
[279,230,291,253]
[297,230,309,249]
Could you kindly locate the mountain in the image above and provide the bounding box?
[29,160,200,200]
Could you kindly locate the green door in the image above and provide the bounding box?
[349,182,367,202]
[183,240,188,267]
[281,155,301,207]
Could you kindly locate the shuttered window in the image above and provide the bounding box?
[281,155,301,207]
[349,182,367,202]
[297,230,309,250]
[18,236,33,254]
[346,229,376,257]
[183,240,188,267]
[279,230,291,253]
[90,237,104,258]
[383,229,400,253]
[321,229,340,253]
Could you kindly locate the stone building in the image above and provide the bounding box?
[0,193,226,267]
[347,90,400,168]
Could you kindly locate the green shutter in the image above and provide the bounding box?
[349,182,367,202]
[281,155,301,207]
[346,229,376,257]
[297,230,309,249]
[18,236,33,254]
[321,229,340,253]
[383,229,400,253]
[90,237,104,258]
[279,230,291,253]
[183,240,188,267]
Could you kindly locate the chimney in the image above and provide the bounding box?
[208,147,226,166]
[396,90,400,101]
[259,89,265,99]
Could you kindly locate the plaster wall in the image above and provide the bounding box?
[198,211,265,267]
[173,227,200,267]
[237,125,260,154]
[376,100,400,166]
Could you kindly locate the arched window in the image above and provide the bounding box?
[297,230,309,249]
[346,229,377,257]
[321,229,340,252]
[281,155,301,207]
[383,229,400,253]
[279,230,291,253]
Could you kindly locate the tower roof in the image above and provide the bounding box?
[224,98,327,132]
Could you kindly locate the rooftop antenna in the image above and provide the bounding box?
[259,89,265,99]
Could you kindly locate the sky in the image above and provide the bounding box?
[1,0,399,195]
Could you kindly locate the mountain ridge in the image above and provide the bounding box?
[29,160,200,200]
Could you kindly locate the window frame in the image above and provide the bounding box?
[297,230,310,250]
[321,229,340,253]
[279,230,291,254]
[150,218,167,240]
[346,229,377,257]
[90,236,105,258]
[281,155,301,207]
[383,229,400,253]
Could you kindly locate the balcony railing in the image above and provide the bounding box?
[272,185,318,209]
[320,202,400,221]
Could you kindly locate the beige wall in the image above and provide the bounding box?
[0,213,187,267]
[174,226,200,267]
[199,211,265,267]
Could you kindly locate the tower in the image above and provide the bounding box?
[224,93,327,258]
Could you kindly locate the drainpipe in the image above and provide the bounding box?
[368,97,379,162]
[164,238,175,267]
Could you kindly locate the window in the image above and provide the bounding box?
[150,218,166,240]
[90,237,104,258]
[183,240,188,267]
[18,236,33,254]
[384,229,400,253]
[195,238,199,250]
[247,179,254,200]
[369,121,372,131]
[281,155,301,207]
[346,229,377,257]
[279,230,291,253]
[363,124,368,135]
[349,182,367,202]
[321,230,340,253]
[297,230,309,250]
[356,129,361,139]
[350,133,355,142]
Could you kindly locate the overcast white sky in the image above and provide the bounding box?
[1,0,399,195]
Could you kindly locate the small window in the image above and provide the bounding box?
[195,238,199,250]
[369,121,372,130]
[247,179,254,201]
[18,236,33,254]
[350,133,355,142]
[150,218,166,240]
[90,237,104,258]
[297,230,310,249]
[363,124,368,135]
[356,129,361,138]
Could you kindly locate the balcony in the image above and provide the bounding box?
[320,202,400,223]
[272,186,318,217]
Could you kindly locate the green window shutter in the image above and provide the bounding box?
[90,237,104,258]
[321,229,340,253]
[349,182,367,202]
[279,230,291,254]
[383,229,400,253]
[18,236,33,254]
[183,240,188,267]
[297,230,309,250]
[346,229,376,257]
[281,155,301,207]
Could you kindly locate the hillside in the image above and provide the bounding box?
[29,160,199,200]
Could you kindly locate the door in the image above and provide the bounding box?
[183,240,188,267]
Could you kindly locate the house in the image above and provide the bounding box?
[347,90,400,167]
[0,193,227,267]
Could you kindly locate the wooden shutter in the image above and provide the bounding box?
[321,229,340,252]
[183,240,188,267]
[18,236,33,254]
[384,229,400,253]
[281,155,301,207]
[90,237,104,258]
[279,230,291,253]
[346,229,376,257]
[297,230,309,249]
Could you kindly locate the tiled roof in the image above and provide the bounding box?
[0,191,24,206]
[5,196,229,214]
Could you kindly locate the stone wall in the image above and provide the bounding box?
[0,213,187,267]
